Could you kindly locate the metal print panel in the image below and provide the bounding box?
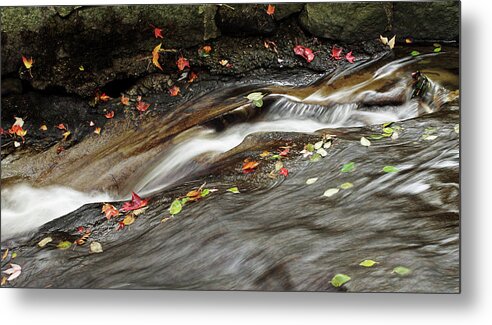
[0,1,460,292]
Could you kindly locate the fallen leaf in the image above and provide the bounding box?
[122,214,136,226]
[37,237,53,248]
[331,46,343,60]
[89,121,95,126]
[323,188,339,197]
[79,65,85,71]
[14,141,21,148]
[405,37,413,44]
[176,56,190,71]
[279,167,288,177]
[40,124,48,131]
[306,178,318,185]
[57,241,72,250]
[392,266,411,276]
[102,203,119,220]
[151,24,164,39]
[94,127,101,135]
[99,93,111,102]
[2,263,22,281]
[359,259,379,267]
[105,111,115,119]
[188,71,198,83]
[388,35,396,49]
[454,124,459,134]
[242,160,260,173]
[227,187,240,194]
[341,162,355,173]
[340,182,353,190]
[62,131,71,141]
[1,249,8,261]
[152,43,163,71]
[379,35,389,45]
[246,92,264,107]
[293,45,315,63]
[260,150,271,157]
[21,55,33,69]
[120,94,130,106]
[316,148,328,157]
[13,117,24,127]
[169,85,180,97]
[169,198,183,215]
[1,277,6,286]
[345,51,355,63]
[360,136,371,147]
[136,99,151,112]
[330,273,351,287]
[266,4,275,16]
[121,192,149,212]
[56,123,67,130]
[11,252,17,259]
[90,242,103,253]
[422,134,438,141]
[383,165,399,173]
[410,50,421,57]
[74,231,91,245]
[279,148,290,157]
[274,160,283,171]
[219,59,229,66]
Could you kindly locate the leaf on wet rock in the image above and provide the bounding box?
[310,153,322,162]
[391,132,399,140]
[169,199,183,216]
[242,160,260,173]
[345,51,355,63]
[388,35,396,49]
[306,178,318,185]
[274,160,284,171]
[2,263,22,281]
[39,124,48,131]
[360,137,371,147]
[383,166,399,173]
[433,43,442,53]
[305,143,315,152]
[176,56,190,71]
[359,259,379,267]
[454,124,459,134]
[341,162,355,173]
[392,266,411,276]
[340,182,353,190]
[227,187,240,193]
[90,242,103,253]
[279,167,288,177]
[410,50,421,57]
[316,148,328,157]
[293,45,315,63]
[152,43,163,71]
[57,241,72,250]
[266,4,275,16]
[102,203,120,220]
[369,134,384,140]
[37,237,53,248]
[330,273,351,287]
[122,214,135,226]
[330,46,343,60]
[323,188,339,197]
[246,92,265,108]
[314,141,324,150]
[120,192,149,212]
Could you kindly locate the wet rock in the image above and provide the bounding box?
[299,2,390,42]
[393,1,460,41]
[216,4,277,36]
[273,3,304,21]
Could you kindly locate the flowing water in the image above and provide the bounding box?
[0,47,460,292]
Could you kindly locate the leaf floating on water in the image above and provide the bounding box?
[330,273,351,287]
[359,259,379,267]
[227,187,240,194]
[2,263,22,281]
[57,241,72,250]
[383,166,399,173]
[340,182,353,190]
[169,199,183,216]
[392,266,411,276]
[37,237,53,248]
[341,162,355,173]
[306,178,318,185]
[90,242,103,253]
[323,188,339,197]
[246,92,265,108]
[360,137,371,147]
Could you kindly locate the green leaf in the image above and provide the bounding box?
[410,50,421,56]
[383,165,399,173]
[246,92,264,101]
[383,127,394,134]
[57,241,72,250]
[382,122,394,128]
[227,187,240,194]
[323,188,339,197]
[306,178,318,185]
[200,189,211,197]
[341,162,355,173]
[253,99,263,108]
[310,153,322,162]
[340,182,353,190]
[433,47,442,53]
[180,197,190,205]
[369,134,384,140]
[269,154,282,160]
[392,266,411,276]
[359,259,379,267]
[11,252,17,259]
[305,143,315,152]
[169,199,183,215]
[330,273,351,287]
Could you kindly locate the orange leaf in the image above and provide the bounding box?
[188,71,198,83]
[242,160,260,173]
[105,111,115,119]
[202,45,212,54]
[169,85,180,97]
[21,55,34,69]
[136,100,151,112]
[152,43,163,71]
[101,203,119,220]
[266,4,275,16]
[99,93,111,102]
[120,94,130,106]
[56,123,67,130]
[176,56,190,71]
[152,25,164,39]
[94,127,101,135]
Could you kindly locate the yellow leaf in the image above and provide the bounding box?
[1,249,8,261]
[1,276,7,286]
[259,150,270,157]
[152,43,163,71]
[40,124,48,131]
[79,65,85,71]
[94,127,101,135]
[22,55,34,69]
[122,214,135,226]
[62,131,71,140]
[379,35,388,45]
[388,35,396,49]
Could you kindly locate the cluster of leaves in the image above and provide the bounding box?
[1,249,20,285]
[256,145,291,179]
[367,122,401,141]
[165,184,217,221]
[2,117,27,148]
[300,134,335,162]
[293,45,356,64]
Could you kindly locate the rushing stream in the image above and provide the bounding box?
[1,47,459,292]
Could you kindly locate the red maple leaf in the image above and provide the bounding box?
[345,51,355,63]
[120,192,149,213]
[169,85,180,97]
[56,123,67,130]
[293,45,315,63]
[104,111,115,119]
[136,100,151,112]
[176,56,190,71]
[150,24,164,39]
[279,167,289,177]
[266,4,275,16]
[331,46,343,60]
